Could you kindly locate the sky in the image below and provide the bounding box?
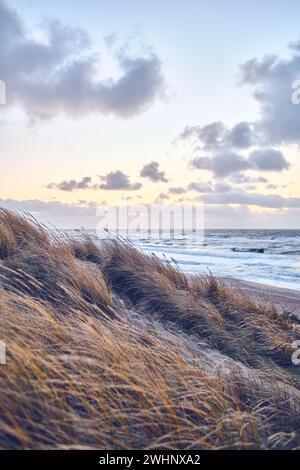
[1,0,300,228]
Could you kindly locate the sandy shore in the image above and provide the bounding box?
[219,277,300,320]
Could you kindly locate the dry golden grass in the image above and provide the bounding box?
[0,209,300,449]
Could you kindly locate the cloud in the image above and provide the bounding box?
[140,161,168,182]
[48,172,144,192]
[228,122,254,149]
[239,43,300,145]
[168,187,186,194]
[0,0,165,120]
[190,149,289,177]
[201,191,300,208]
[1,198,300,230]
[181,121,226,150]
[230,173,268,184]
[179,36,300,204]
[99,170,142,190]
[248,149,289,171]
[190,152,249,177]
[0,198,98,216]
[188,182,213,193]
[204,205,300,229]
[157,193,169,200]
[183,40,300,149]
[103,33,116,50]
[47,176,92,192]
[213,182,233,193]
[180,121,254,150]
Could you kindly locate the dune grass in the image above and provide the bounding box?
[0,208,300,449]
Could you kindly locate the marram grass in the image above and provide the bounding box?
[0,208,299,449]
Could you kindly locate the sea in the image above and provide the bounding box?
[70,229,300,291]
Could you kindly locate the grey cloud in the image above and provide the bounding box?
[168,187,186,194]
[190,152,250,177]
[180,37,300,168]
[0,199,98,216]
[181,121,226,150]
[180,121,254,150]
[158,193,169,200]
[240,44,300,144]
[47,176,92,192]
[201,191,300,208]
[230,173,268,184]
[256,176,269,183]
[0,0,165,120]
[1,199,300,229]
[104,33,116,50]
[188,182,213,193]
[228,122,253,148]
[99,171,142,190]
[240,55,278,85]
[205,205,300,229]
[190,149,289,177]
[243,184,257,191]
[140,161,168,182]
[248,149,290,171]
[214,182,233,193]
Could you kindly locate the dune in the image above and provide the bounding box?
[0,208,300,450]
[219,277,300,320]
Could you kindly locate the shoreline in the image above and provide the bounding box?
[218,276,300,320]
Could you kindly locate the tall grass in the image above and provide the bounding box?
[0,209,299,449]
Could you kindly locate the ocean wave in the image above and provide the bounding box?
[277,249,300,255]
[79,228,300,290]
[231,247,300,255]
[232,247,265,254]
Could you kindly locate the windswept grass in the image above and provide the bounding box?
[0,209,299,449]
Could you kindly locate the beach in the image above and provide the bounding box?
[116,228,300,292]
[220,277,300,320]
